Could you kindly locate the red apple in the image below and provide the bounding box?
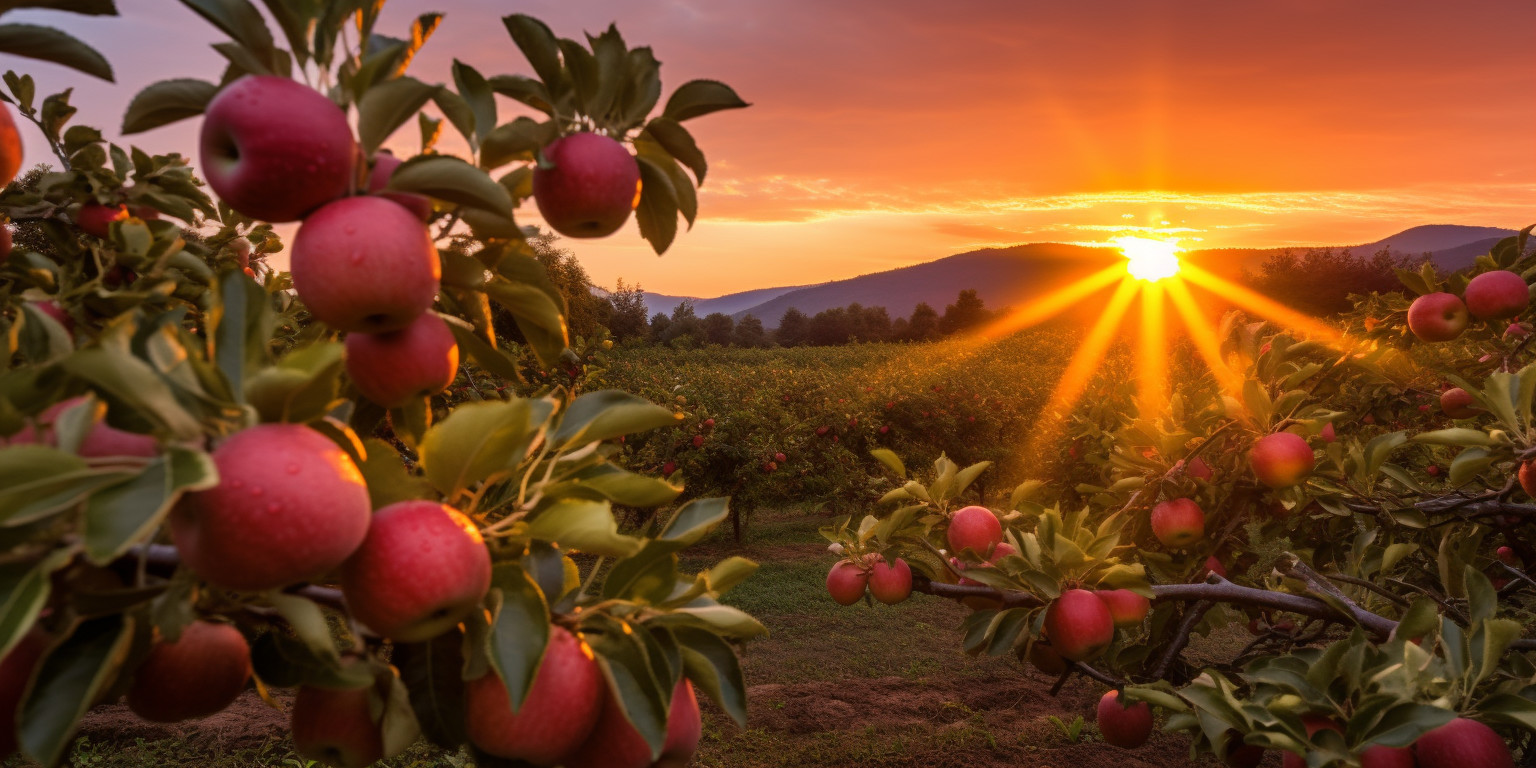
[466,626,603,764]
[561,678,700,768]
[0,104,19,187]
[13,397,157,458]
[1360,744,1416,768]
[1185,456,1213,480]
[1407,293,1469,342]
[947,505,1003,558]
[199,75,356,222]
[0,632,48,757]
[1413,717,1511,768]
[826,561,868,606]
[868,558,912,604]
[533,133,641,239]
[1464,270,1530,320]
[1096,589,1151,629]
[662,461,676,477]
[989,542,1018,563]
[1042,588,1114,661]
[340,501,491,642]
[1150,498,1205,547]
[1320,422,1336,442]
[1283,715,1342,768]
[1097,690,1153,748]
[367,150,433,221]
[126,620,251,722]
[0,225,10,260]
[289,196,440,333]
[702,418,715,430]
[170,423,371,591]
[1201,556,1228,581]
[775,452,787,463]
[290,686,384,768]
[1250,432,1315,488]
[1520,461,1536,498]
[1441,388,1479,419]
[691,434,704,448]
[344,312,459,407]
[75,202,129,238]
[1497,546,1517,566]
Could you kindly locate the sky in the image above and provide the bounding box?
[4,0,1534,297]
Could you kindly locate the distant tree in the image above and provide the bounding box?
[733,314,769,347]
[891,316,911,341]
[905,302,940,341]
[808,306,853,345]
[776,307,810,346]
[490,233,606,343]
[851,304,893,342]
[940,289,990,335]
[649,312,672,340]
[1244,248,1412,316]
[607,278,651,342]
[702,312,735,345]
[660,300,704,345]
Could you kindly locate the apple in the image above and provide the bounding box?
[1320,422,1336,442]
[1464,270,1530,320]
[344,312,460,408]
[868,557,912,604]
[826,560,868,606]
[1413,717,1511,768]
[1095,589,1150,629]
[340,501,491,642]
[126,620,251,722]
[199,75,356,222]
[533,133,641,239]
[1497,546,1517,566]
[1360,744,1416,768]
[365,150,434,221]
[0,225,10,260]
[1027,642,1067,675]
[1042,589,1114,661]
[1250,432,1315,488]
[1150,498,1204,547]
[30,300,73,334]
[0,103,19,187]
[466,626,603,764]
[775,452,787,463]
[289,196,440,334]
[170,423,371,591]
[702,418,715,430]
[1201,556,1228,580]
[290,685,385,768]
[0,632,48,756]
[75,202,129,238]
[691,434,705,448]
[1096,690,1152,749]
[947,505,1003,558]
[1520,461,1536,498]
[1407,293,1469,342]
[561,678,700,768]
[1185,456,1213,480]
[1283,715,1342,768]
[1441,388,1479,419]
[662,461,677,477]
[12,397,157,458]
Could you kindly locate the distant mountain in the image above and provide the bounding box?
[594,284,815,319]
[1354,225,1515,257]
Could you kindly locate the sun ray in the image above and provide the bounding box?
[1165,277,1245,400]
[1181,263,1344,346]
[973,264,1126,341]
[1026,276,1141,458]
[1137,281,1168,418]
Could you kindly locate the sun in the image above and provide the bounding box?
[1116,236,1182,281]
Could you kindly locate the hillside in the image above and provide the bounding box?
[637,284,817,318]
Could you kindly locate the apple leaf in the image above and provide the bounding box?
[525,500,642,558]
[393,630,470,749]
[357,75,440,155]
[662,79,748,123]
[20,615,134,767]
[676,627,748,727]
[501,14,567,101]
[478,117,556,171]
[482,276,568,368]
[417,399,553,497]
[485,74,553,116]
[553,390,677,448]
[355,437,432,509]
[486,564,549,712]
[0,550,71,664]
[587,616,671,759]
[387,154,514,217]
[120,78,217,134]
[659,497,730,546]
[0,23,113,81]
[634,159,679,254]
[451,59,496,143]
[643,118,706,185]
[81,447,217,565]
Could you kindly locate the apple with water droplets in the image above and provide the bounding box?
[290,196,440,334]
[340,500,491,642]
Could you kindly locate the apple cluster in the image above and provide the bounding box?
[1406,269,1530,343]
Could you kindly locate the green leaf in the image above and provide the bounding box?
[266,593,339,664]
[659,498,729,546]
[387,154,514,216]
[451,59,496,143]
[589,621,669,759]
[1410,428,1493,447]
[703,557,757,595]
[0,550,69,664]
[1448,447,1494,486]
[676,627,747,727]
[644,117,706,184]
[486,564,549,712]
[120,78,216,134]
[525,500,641,557]
[662,79,748,122]
[256,0,312,66]
[62,346,204,440]
[393,630,469,749]
[356,437,431,509]
[445,321,524,384]
[82,447,217,564]
[478,117,556,170]
[485,74,553,115]
[869,448,906,478]
[554,390,677,448]
[19,615,133,766]
[0,23,112,81]
[557,465,681,507]
[501,14,565,98]
[357,75,440,155]
[634,158,679,254]
[0,446,132,526]
[212,267,271,404]
[417,399,552,497]
[176,0,276,69]
[487,256,568,366]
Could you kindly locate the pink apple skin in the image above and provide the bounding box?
[1413,718,1512,768]
[868,558,913,604]
[199,75,356,222]
[31,300,73,336]
[170,424,371,591]
[466,626,603,764]
[1095,589,1151,628]
[1250,432,1315,488]
[1185,456,1213,480]
[1150,498,1205,547]
[1042,589,1114,661]
[8,397,158,457]
[1201,556,1228,580]
[1441,387,1479,419]
[1406,293,1469,342]
[947,505,1003,557]
[533,133,642,238]
[339,501,491,642]
[0,103,20,187]
[367,151,433,221]
[345,312,460,407]
[1320,422,1336,442]
[1464,270,1530,320]
[289,196,440,333]
[826,561,868,605]
[1283,716,1342,768]
[1359,744,1417,768]
[561,678,701,768]
[76,202,129,238]
[1097,690,1153,748]
[126,621,251,723]
[291,686,384,768]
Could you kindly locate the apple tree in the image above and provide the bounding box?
[0,2,759,767]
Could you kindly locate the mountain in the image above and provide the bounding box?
[594,284,815,319]
[1353,225,1515,257]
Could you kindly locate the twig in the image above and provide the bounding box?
[1152,599,1212,680]
[1323,572,1411,607]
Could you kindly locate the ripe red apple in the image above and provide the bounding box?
[1095,589,1150,629]
[1407,293,1469,342]
[1042,589,1114,661]
[561,678,700,768]
[702,418,715,430]
[989,542,1017,563]
[0,631,48,756]
[1413,717,1511,768]
[1097,690,1152,749]
[1283,715,1342,768]
[199,75,356,222]
[1250,432,1315,488]
[775,452,787,463]
[662,461,677,477]
[533,133,641,239]
[291,686,385,768]
[879,425,890,434]
[1360,744,1416,768]
[1441,388,1479,419]
[1201,556,1228,581]
[816,425,830,436]
[947,505,1003,557]
[290,196,440,334]
[1320,422,1336,442]
[691,434,705,448]
[76,202,129,238]
[1150,498,1205,547]
[1464,270,1530,320]
[126,620,251,722]
[1520,461,1536,498]
[366,151,433,221]
[826,560,868,606]
[14,397,158,458]
[340,501,491,642]
[1185,456,1213,480]
[0,104,20,187]
[1497,546,1517,566]
[170,423,371,591]
[466,626,603,764]
[868,558,912,604]
[344,312,459,407]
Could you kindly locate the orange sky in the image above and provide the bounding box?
[6,1,1534,296]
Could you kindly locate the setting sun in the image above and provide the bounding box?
[1116,236,1183,281]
